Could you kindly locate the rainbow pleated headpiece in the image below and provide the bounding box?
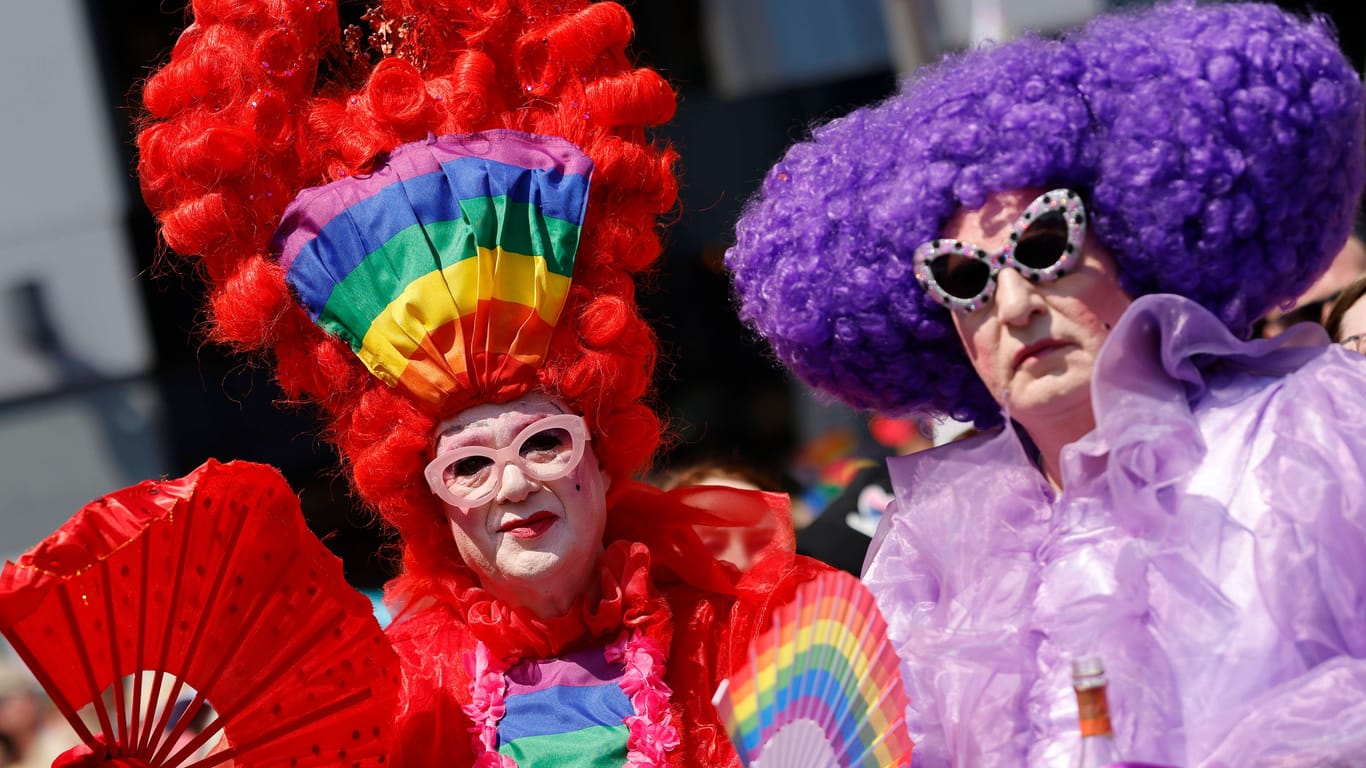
[274,131,593,412]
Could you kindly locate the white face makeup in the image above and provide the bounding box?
[944,189,1133,442]
[430,392,609,617]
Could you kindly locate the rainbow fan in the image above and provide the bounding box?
[712,570,912,768]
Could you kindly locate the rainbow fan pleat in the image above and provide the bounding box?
[275,130,593,407]
[714,571,913,768]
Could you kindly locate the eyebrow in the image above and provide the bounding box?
[434,411,558,447]
[434,424,483,447]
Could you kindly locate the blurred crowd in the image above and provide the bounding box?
[0,662,69,768]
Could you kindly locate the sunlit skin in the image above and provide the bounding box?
[432,393,609,618]
[944,189,1133,489]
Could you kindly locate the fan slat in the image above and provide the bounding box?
[57,588,120,743]
[131,530,153,755]
[147,495,259,767]
[139,498,202,756]
[193,685,377,768]
[1,629,99,745]
[99,559,131,746]
[150,689,213,766]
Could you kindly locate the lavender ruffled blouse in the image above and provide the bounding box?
[863,294,1366,767]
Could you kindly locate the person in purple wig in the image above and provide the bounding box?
[727,2,1366,766]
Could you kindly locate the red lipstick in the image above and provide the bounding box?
[498,511,558,538]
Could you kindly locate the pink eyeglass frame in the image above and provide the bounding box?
[424,413,590,508]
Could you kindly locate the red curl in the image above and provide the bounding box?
[159,193,241,256]
[593,404,662,485]
[250,88,293,148]
[517,3,633,89]
[433,51,498,127]
[365,58,439,130]
[256,27,306,81]
[583,68,676,129]
[579,294,629,347]
[591,138,679,213]
[615,226,666,273]
[191,0,264,25]
[175,127,256,186]
[208,258,289,349]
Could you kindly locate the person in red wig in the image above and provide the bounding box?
[134,1,827,765]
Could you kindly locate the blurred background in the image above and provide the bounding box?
[0,0,1361,586]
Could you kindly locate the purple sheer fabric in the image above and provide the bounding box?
[863,293,1366,767]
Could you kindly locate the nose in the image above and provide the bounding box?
[494,461,541,503]
[993,268,1044,326]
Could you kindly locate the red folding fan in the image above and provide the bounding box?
[0,459,399,768]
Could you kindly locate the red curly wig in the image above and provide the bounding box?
[136,0,677,597]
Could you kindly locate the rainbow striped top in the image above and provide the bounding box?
[497,645,632,767]
[273,131,593,408]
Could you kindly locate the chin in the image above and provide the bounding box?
[499,546,596,587]
[1007,374,1092,423]
[499,550,566,579]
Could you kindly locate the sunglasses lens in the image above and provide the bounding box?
[930,252,992,300]
[1012,210,1070,270]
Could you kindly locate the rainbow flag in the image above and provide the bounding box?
[274,130,593,408]
[496,645,632,766]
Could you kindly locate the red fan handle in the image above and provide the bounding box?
[52,734,153,768]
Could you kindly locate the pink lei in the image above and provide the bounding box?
[464,629,679,767]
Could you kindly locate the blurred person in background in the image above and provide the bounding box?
[0,662,37,768]
[794,415,935,576]
[1325,272,1366,353]
[0,733,15,768]
[657,461,793,571]
[0,661,69,768]
[1256,232,1366,337]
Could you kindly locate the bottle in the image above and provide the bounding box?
[1071,655,1120,768]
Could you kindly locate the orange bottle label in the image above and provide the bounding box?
[1076,687,1113,737]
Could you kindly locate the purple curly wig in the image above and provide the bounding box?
[726,1,1365,427]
